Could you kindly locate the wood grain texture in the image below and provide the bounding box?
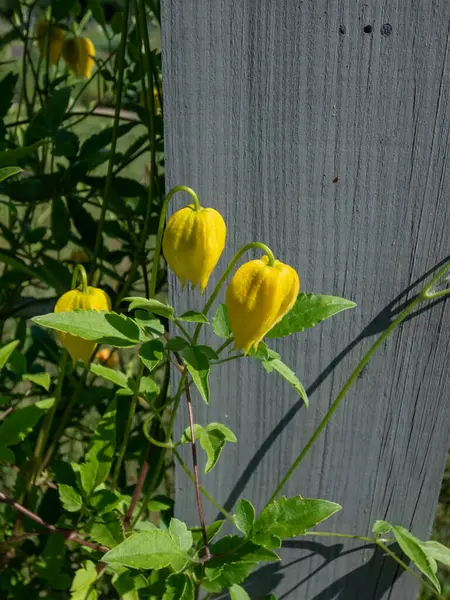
[161,1,450,598]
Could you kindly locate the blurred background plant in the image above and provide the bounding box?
[0,1,171,597]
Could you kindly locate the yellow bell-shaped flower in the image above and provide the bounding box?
[162,204,226,293]
[62,37,95,79]
[55,286,111,364]
[226,255,300,354]
[36,19,65,65]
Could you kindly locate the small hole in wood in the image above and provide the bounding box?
[380,23,393,36]
[363,25,372,34]
[339,25,346,35]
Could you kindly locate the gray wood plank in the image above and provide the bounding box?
[161,1,450,598]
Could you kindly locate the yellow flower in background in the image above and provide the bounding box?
[62,37,96,78]
[226,255,300,354]
[162,204,226,293]
[36,19,65,65]
[95,347,119,368]
[55,286,111,364]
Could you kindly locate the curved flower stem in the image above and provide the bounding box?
[266,261,450,506]
[111,360,145,490]
[149,185,201,298]
[143,416,179,448]
[193,242,276,343]
[173,448,234,523]
[89,0,130,280]
[420,260,450,300]
[71,264,88,292]
[216,338,234,355]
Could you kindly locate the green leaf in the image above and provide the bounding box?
[26,88,71,144]
[235,500,255,537]
[192,520,224,547]
[166,337,189,351]
[261,357,308,407]
[372,520,392,535]
[67,196,98,249]
[22,372,51,391]
[0,72,18,119]
[253,496,341,541]
[88,0,106,27]
[70,561,97,597]
[32,310,140,348]
[180,424,205,443]
[36,533,66,581]
[112,570,147,600]
[420,540,450,566]
[0,398,55,447]
[54,129,79,159]
[206,422,237,442]
[52,197,70,249]
[80,123,137,158]
[89,512,124,548]
[102,530,188,571]
[0,166,22,182]
[169,518,193,551]
[391,526,441,592]
[200,429,227,474]
[212,304,232,339]
[0,142,44,167]
[125,297,174,319]
[182,346,210,404]
[134,310,165,339]
[267,293,356,338]
[148,496,174,512]
[139,340,165,372]
[162,574,193,600]
[90,489,121,515]
[79,398,116,496]
[229,584,251,600]
[89,363,131,390]
[0,340,19,370]
[139,376,160,397]
[0,447,15,462]
[58,484,83,512]
[177,311,209,324]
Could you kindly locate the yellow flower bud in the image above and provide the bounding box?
[54,286,111,364]
[62,37,95,79]
[162,204,226,293]
[225,255,300,354]
[35,19,65,65]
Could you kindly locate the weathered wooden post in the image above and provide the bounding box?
[162,1,450,597]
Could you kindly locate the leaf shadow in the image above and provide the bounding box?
[217,256,450,516]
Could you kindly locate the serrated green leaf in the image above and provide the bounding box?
[200,429,227,474]
[206,422,237,442]
[192,520,225,547]
[33,311,140,348]
[0,398,54,447]
[0,142,44,167]
[166,337,189,351]
[22,372,51,391]
[139,340,165,372]
[180,424,205,443]
[253,496,341,541]
[79,398,116,496]
[89,363,131,390]
[0,340,19,370]
[229,584,251,600]
[209,536,280,565]
[420,540,450,567]
[89,512,124,548]
[391,526,441,593]
[162,574,190,600]
[125,297,174,319]
[36,533,66,581]
[261,357,308,407]
[112,570,147,600]
[169,518,193,551]
[26,88,71,144]
[148,495,174,512]
[212,304,232,339]
[235,499,255,537]
[102,530,188,571]
[267,292,356,338]
[182,346,210,404]
[58,484,83,512]
[177,311,209,324]
[372,520,392,535]
[80,123,137,157]
[90,489,121,514]
[0,166,22,182]
[139,376,160,396]
[70,561,97,597]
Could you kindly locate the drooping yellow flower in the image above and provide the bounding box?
[55,286,111,364]
[226,255,300,354]
[62,37,96,78]
[162,204,226,293]
[36,19,65,65]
